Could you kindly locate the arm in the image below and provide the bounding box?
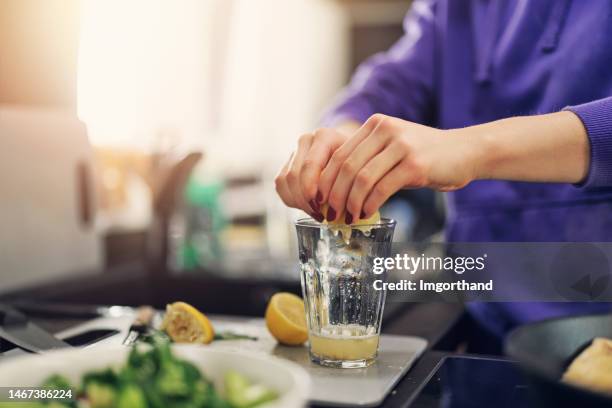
[473,97,612,186]
[323,0,437,127]
[275,0,437,217]
[318,100,608,223]
[470,111,589,184]
[457,95,612,187]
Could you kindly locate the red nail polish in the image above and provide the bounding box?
[327,206,336,222]
[316,190,323,203]
[345,212,353,225]
[313,212,324,223]
[360,210,366,219]
[309,200,320,212]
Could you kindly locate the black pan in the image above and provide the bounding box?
[505,312,612,407]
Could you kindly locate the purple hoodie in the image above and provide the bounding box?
[325,0,612,337]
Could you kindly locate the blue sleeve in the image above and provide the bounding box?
[566,97,612,188]
[322,0,438,126]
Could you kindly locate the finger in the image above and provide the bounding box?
[299,129,346,205]
[346,143,405,221]
[274,153,298,208]
[326,127,392,222]
[287,134,316,215]
[318,116,382,209]
[277,178,297,208]
[362,161,410,217]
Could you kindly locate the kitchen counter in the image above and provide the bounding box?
[1,266,469,407]
[10,302,464,408]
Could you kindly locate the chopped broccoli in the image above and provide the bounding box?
[39,374,77,408]
[86,382,117,408]
[38,331,278,407]
[41,374,72,391]
[83,368,120,388]
[116,384,147,408]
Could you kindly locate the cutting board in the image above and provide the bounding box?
[55,314,428,407]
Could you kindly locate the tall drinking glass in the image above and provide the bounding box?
[295,218,396,368]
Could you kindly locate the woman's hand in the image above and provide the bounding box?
[317,114,480,223]
[275,111,588,223]
[274,128,350,220]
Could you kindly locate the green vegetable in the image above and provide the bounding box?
[40,374,77,408]
[37,332,278,408]
[117,384,147,408]
[41,374,72,391]
[225,371,278,408]
[86,382,117,408]
[214,332,258,341]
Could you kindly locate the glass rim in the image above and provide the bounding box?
[295,217,396,229]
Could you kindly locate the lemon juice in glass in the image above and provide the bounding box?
[296,214,395,368]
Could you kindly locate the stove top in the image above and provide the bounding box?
[410,356,530,408]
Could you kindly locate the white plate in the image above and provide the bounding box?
[0,345,310,408]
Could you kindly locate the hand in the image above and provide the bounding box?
[318,114,479,223]
[274,128,350,220]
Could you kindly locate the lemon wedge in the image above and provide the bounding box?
[161,301,215,344]
[319,204,381,243]
[265,293,308,346]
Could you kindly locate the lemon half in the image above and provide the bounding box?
[161,301,215,344]
[265,293,308,346]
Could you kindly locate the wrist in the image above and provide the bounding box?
[450,125,497,182]
[555,110,590,183]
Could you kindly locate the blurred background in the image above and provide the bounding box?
[0,0,447,322]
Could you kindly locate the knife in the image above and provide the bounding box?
[122,306,156,346]
[0,304,71,353]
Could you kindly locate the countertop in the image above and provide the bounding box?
[9,302,464,408]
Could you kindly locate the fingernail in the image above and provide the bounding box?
[326,206,337,222]
[309,200,320,212]
[360,210,366,219]
[345,212,353,225]
[313,212,324,223]
[316,190,323,203]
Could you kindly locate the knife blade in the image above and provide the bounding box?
[0,304,71,353]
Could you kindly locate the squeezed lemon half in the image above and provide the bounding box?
[265,292,308,346]
[319,204,381,243]
[161,301,215,344]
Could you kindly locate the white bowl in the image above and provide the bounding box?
[0,345,310,408]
